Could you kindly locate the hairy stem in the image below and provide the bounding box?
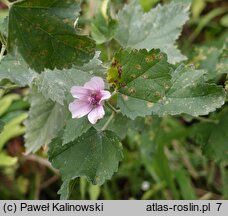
[101,111,115,131]
[0,32,7,47]
[0,44,6,62]
[106,101,120,113]
[0,0,11,8]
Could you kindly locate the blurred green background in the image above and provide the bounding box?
[0,0,228,200]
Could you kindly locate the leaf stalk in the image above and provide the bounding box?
[106,101,120,113]
[1,0,11,8]
[195,116,219,124]
[101,111,115,131]
[0,44,6,62]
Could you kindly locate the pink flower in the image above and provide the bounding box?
[69,77,111,124]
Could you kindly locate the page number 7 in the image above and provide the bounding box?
[216,203,222,211]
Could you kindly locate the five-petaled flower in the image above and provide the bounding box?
[69,77,111,124]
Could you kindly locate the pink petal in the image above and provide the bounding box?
[84,77,104,91]
[69,100,93,118]
[100,90,111,102]
[88,105,105,124]
[70,86,91,100]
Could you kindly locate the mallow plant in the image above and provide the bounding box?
[0,0,227,199]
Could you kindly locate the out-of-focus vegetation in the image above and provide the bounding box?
[0,0,227,200]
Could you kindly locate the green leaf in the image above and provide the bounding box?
[0,152,18,167]
[57,179,78,200]
[24,88,68,153]
[221,14,228,27]
[0,10,8,35]
[48,128,123,185]
[191,46,221,80]
[191,110,228,162]
[58,179,70,200]
[150,65,225,116]
[35,69,88,105]
[108,49,225,119]
[89,184,101,200]
[0,113,27,150]
[138,116,187,163]
[35,52,106,105]
[91,3,117,44]
[8,0,95,72]
[175,169,196,200]
[0,94,21,117]
[1,110,26,123]
[0,120,4,133]
[216,40,228,74]
[6,100,30,113]
[74,51,107,78]
[0,55,37,86]
[192,0,206,19]
[139,0,160,12]
[173,0,192,3]
[150,137,179,199]
[190,42,228,79]
[117,93,152,120]
[62,117,91,145]
[108,49,171,101]
[115,0,190,63]
[93,112,143,139]
[107,113,133,139]
[139,129,157,162]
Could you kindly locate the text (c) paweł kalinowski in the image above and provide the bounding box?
[20,203,104,212]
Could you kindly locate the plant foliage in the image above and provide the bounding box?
[0,0,227,199]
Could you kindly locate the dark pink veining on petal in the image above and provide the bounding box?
[89,91,102,106]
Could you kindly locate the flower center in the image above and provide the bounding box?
[90,92,102,106]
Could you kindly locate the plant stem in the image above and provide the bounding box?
[0,32,7,47]
[111,90,117,97]
[0,85,21,95]
[0,0,11,8]
[23,154,59,174]
[101,111,115,131]
[34,172,41,200]
[0,85,19,90]
[195,116,218,124]
[41,175,59,190]
[106,41,111,61]
[0,44,6,62]
[106,101,120,113]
